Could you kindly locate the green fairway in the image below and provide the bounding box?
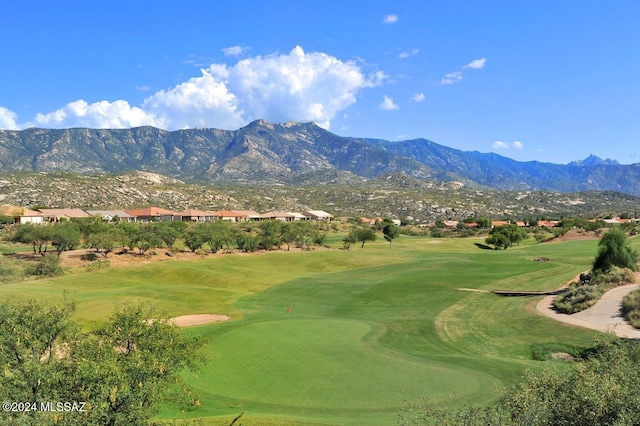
[0,235,617,425]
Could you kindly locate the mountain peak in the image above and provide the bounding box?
[569,154,620,166]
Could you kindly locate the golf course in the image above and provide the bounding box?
[0,234,631,425]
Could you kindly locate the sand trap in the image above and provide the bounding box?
[458,288,489,293]
[170,314,230,327]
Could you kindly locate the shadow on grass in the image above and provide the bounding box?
[474,243,494,250]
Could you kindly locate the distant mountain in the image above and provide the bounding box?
[364,138,640,194]
[1,120,640,195]
[568,154,620,167]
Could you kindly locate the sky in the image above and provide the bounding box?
[1,1,639,165]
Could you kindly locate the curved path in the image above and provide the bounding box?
[536,284,640,338]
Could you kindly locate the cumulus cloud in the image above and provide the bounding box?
[411,93,425,102]
[379,95,399,110]
[222,45,250,57]
[0,107,19,130]
[493,140,523,150]
[2,46,382,131]
[28,100,162,129]
[398,48,419,59]
[383,14,398,24]
[441,71,463,85]
[463,58,487,69]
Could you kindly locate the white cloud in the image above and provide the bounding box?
[464,58,487,69]
[441,57,487,86]
[398,48,419,59]
[3,46,381,131]
[29,100,162,129]
[441,71,463,85]
[379,95,399,111]
[0,107,19,130]
[383,14,398,24]
[222,46,250,57]
[493,140,523,150]
[411,93,425,102]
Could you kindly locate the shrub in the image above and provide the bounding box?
[553,267,635,314]
[553,284,604,314]
[29,253,63,277]
[80,252,99,261]
[622,289,640,328]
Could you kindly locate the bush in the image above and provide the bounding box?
[553,267,635,314]
[28,253,63,277]
[85,259,110,272]
[80,252,99,261]
[554,284,604,314]
[622,289,640,328]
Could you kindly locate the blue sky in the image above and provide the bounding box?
[1,1,638,165]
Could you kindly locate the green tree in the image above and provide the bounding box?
[51,222,81,256]
[184,226,206,252]
[0,300,204,426]
[202,220,236,253]
[592,228,638,272]
[12,224,52,255]
[349,227,377,248]
[85,230,121,257]
[486,224,528,250]
[382,223,400,247]
[259,220,284,250]
[153,222,181,250]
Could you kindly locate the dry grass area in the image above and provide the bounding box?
[552,228,601,242]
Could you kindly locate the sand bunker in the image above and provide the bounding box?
[170,314,230,327]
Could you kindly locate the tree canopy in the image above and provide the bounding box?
[0,300,204,425]
[485,224,528,250]
[592,228,638,272]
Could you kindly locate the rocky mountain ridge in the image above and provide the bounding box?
[1,120,639,195]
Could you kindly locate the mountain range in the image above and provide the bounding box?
[1,120,639,195]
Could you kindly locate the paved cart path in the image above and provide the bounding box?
[536,283,640,338]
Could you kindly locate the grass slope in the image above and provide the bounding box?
[0,236,607,424]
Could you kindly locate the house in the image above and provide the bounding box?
[210,210,247,222]
[0,205,47,224]
[302,210,334,222]
[490,220,511,228]
[287,212,308,221]
[124,207,182,222]
[261,211,296,222]
[178,209,218,222]
[37,208,92,222]
[537,220,559,227]
[86,210,137,223]
[231,210,263,221]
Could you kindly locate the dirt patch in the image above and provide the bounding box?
[170,314,230,327]
[551,228,600,242]
[532,257,550,262]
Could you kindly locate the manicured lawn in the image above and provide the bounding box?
[0,235,603,424]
